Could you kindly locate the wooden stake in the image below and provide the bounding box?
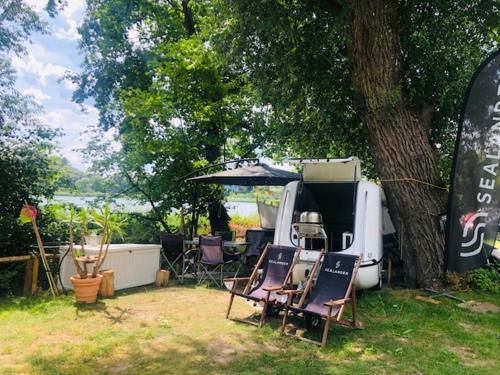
[31,255,39,295]
[23,257,33,297]
[31,218,58,296]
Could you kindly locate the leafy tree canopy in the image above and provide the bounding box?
[215,0,499,179]
[75,0,267,229]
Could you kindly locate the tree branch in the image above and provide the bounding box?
[181,0,196,35]
[123,172,170,231]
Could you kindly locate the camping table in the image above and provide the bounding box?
[180,239,249,282]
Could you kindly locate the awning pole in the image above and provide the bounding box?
[190,183,198,239]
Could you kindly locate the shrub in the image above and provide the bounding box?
[465,266,500,293]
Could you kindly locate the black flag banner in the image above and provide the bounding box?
[446,50,500,272]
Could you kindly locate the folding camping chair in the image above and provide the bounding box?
[280,251,361,346]
[225,244,301,327]
[197,235,239,287]
[160,232,184,279]
[215,230,242,273]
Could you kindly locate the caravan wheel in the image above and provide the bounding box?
[304,314,321,330]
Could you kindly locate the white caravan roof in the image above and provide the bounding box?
[287,157,361,182]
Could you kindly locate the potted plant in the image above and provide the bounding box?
[63,204,125,303]
[79,208,104,247]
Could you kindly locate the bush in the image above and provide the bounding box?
[465,266,500,293]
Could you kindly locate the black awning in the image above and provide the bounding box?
[186,163,300,186]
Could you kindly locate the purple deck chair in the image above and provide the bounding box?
[225,244,301,327]
[197,235,238,287]
[280,251,361,346]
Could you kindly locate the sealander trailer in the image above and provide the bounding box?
[273,157,383,289]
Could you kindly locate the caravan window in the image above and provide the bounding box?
[293,182,357,251]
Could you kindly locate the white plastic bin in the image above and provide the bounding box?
[59,244,160,290]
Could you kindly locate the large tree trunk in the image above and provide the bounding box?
[348,0,447,288]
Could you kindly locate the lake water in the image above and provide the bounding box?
[50,195,258,217]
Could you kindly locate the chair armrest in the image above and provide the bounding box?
[183,247,199,255]
[277,289,304,295]
[324,298,351,307]
[262,286,283,292]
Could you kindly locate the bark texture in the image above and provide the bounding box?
[348,0,447,287]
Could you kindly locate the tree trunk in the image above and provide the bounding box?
[348,0,447,288]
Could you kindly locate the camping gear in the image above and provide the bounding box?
[445,50,500,272]
[293,211,329,251]
[280,252,361,346]
[225,244,301,327]
[183,159,300,238]
[186,162,300,186]
[244,228,275,258]
[160,232,185,278]
[197,236,240,287]
[274,158,383,289]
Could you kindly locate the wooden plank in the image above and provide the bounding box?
[23,258,33,296]
[0,255,31,263]
[415,295,441,305]
[31,256,39,296]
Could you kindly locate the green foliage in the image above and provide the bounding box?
[0,1,64,295]
[73,1,266,229]
[118,214,161,244]
[466,266,500,293]
[216,0,499,180]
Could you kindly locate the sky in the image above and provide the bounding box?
[12,0,99,171]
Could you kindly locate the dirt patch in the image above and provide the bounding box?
[447,344,495,369]
[458,301,500,313]
[458,322,474,332]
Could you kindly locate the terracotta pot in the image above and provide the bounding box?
[70,274,103,303]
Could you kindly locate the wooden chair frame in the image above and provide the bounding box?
[225,243,301,327]
[280,252,361,346]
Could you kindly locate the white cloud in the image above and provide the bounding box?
[54,18,80,41]
[39,104,121,170]
[12,54,68,86]
[62,0,86,18]
[53,0,86,41]
[24,0,46,13]
[22,88,51,104]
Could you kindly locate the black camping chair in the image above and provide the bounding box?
[160,233,184,279]
[244,229,275,267]
[280,251,361,346]
[225,244,301,327]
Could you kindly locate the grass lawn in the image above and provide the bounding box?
[0,285,498,375]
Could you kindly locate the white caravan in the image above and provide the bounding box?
[273,158,383,289]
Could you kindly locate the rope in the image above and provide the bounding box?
[379,177,448,191]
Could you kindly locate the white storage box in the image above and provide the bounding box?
[59,244,161,291]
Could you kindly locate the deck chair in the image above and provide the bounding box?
[280,251,361,346]
[160,233,184,278]
[225,244,301,327]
